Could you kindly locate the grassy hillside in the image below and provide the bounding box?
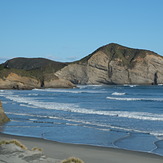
[0,57,68,80]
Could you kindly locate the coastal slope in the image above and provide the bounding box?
[55,43,163,85]
[0,58,75,89]
[0,43,163,89]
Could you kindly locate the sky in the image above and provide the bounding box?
[0,0,163,63]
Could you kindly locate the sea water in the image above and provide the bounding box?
[0,85,163,155]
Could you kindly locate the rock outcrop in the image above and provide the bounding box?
[0,101,10,124]
[55,43,163,85]
[0,72,41,90]
[1,43,163,88]
[0,72,75,89]
[0,58,75,89]
[42,73,75,88]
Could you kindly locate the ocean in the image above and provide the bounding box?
[1,85,163,156]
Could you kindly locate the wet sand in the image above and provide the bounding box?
[0,132,163,163]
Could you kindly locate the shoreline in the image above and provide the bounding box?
[0,132,163,163]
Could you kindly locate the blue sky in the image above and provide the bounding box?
[0,0,163,63]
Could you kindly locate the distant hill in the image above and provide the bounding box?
[0,58,74,89]
[55,43,163,85]
[76,43,160,64]
[0,43,163,89]
[2,57,67,72]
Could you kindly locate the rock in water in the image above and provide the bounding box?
[0,101,10,124]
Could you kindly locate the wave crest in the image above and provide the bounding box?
[112,92,126,96]
[107,97,163,102]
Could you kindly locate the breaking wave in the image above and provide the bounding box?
[4,94,163,121]
[6,111,163,138]
[107,97,163,102]
[33,88,104,94]
[112,92,126,96]
[124,84,137,87]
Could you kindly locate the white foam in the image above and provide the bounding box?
[77,85,103,89]
[29,119,37,121]
[0,90,13,96]
[150,132,163,137]
[5,94,163,122]
[6,111,163,137]
[124,84,137,87]
[33,88,104,94]
[19,104,39,108]
[107,97,163,102]
[28,93,38,96]
[112,92,126,96]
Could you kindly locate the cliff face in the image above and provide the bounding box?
[55,43,163,85]
[0,58,75,89]
[0,72,41,89]
[0,72,75,89]
[0,101,10,124]
[0,43,163,88]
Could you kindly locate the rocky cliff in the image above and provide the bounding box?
[0,43,163,88]
[55,43,163,85]
[0,58,75,89]
[0,72,41,89]
[0,101,10,124]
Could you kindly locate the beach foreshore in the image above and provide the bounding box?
[0,132,163,163]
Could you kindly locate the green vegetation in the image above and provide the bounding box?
[0,67,39,80]
[71,43,160,69]
[61,157,84,163]
[0,43,161,87]
[100,43,148,69]
[0,57,68,81]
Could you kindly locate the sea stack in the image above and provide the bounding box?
[0,101,10,124]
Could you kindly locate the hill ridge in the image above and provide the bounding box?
[0,43,163,88]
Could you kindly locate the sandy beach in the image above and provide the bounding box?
[0,132,163,163]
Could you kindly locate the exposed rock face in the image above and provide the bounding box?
[1,43,163,88]
[0,101,10,124]
[0,72,41,89]
[0,57,75,89]
[43,73,75,88]
[0,72,75,89]
[55,43,163,85]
